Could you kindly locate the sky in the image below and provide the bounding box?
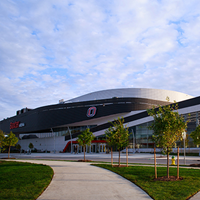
[1,0,200,120]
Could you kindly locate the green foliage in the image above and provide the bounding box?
[3,131,19,158]
[147,103,187,154]
[3,131,18,148]
[77,128,95,161]
[77,128,95,147]
[105,117,129,150]
[190,125,200,145]
[29,142,34,149]
[0,130,5,149]
[16,144,21,150]
[105,125,116,148]
[105,117,129,166]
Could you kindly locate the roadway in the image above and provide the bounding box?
[1,152,200,166]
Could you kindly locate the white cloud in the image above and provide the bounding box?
[0,0,200,119]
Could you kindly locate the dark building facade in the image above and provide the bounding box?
[0,88,197,153]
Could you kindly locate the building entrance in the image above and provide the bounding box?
[99,144,106,153]
[73,144,79,154]
[91,144,96,153]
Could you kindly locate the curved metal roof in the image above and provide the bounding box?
[66,88,193,103]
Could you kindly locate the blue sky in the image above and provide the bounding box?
[1,0,200,120]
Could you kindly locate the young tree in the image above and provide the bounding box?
[0,130,5,153]
[105,126,116,166]
[16,143,21,153]
[77,128,95,161]
[190,125,200,145]
[147,102,188,178]
[0,130,5,147]
[106,117,129,167]
[29,143,34,150]
[3,131,19,158]
[190,125,200,155]
[29,143,34,154]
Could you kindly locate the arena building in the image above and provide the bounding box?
[0,88,199,153]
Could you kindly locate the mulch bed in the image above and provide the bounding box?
[112,164,128,167]
[154,176,183,181]
[190,164,200,167]
[1,157,16,159]
[77,160,92,162]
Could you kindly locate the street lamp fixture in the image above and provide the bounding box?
[182,131,186,165]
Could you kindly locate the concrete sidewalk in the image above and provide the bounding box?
[16,160,152,200]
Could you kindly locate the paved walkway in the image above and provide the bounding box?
[191,192,200,200]
[16,160,152,200]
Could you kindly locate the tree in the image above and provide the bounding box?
[190,125,200,146]
[147,102,188,178]
[16,144,21,153]
[77,128,95,161]
[3,131,18,158]
[190,125,200,156]
[29,143,34,150]
[0,130,5,152]
[105,126,116,166]
[105,117,129,167]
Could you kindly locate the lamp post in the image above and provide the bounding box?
[196,118,199,156]
[68,127,72,154]
[51,128,55,153]
[182,131,186,165]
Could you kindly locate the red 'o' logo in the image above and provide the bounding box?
[87,107,97,117]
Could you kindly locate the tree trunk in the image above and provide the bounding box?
[177,147,179,179]
[126,147,128,167]
[84,146,86,161]
[154,148,157,179]
[8,146,10,158]
[167,148,169,178]
[118,150,121,167]
[111,147,113,167]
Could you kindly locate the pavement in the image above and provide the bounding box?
[14,159,152,200]
[2,153,200,199]
[2,152,200,165]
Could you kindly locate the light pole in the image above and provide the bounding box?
[182,131,186,165]
[196,118,199,156]
[51,128,55,153]
[68,127,72,154]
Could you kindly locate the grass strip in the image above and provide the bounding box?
[93,164,200,200]
[0,161,53,200]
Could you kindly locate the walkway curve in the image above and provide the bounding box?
[16,160,152,200]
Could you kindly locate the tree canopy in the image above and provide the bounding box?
[147,101,188,178]
[105,117,129,166]
[147,103,187,153]
[77,128,95,148]
[29,143,34,149]
[0,130,5,149]
[3,131,19,158]
[190,125,200,146]
[106,117,129,150]
[77,128,95,161]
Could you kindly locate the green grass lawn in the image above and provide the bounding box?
[0,161,53,200]
[93,164,200,200]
